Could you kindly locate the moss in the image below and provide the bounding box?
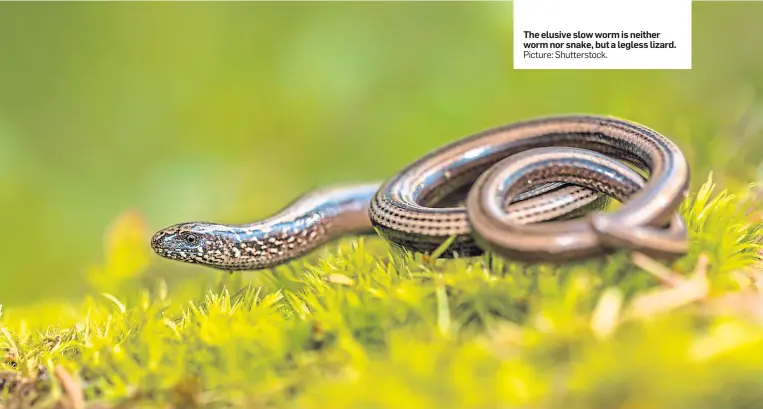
[1,174,762,409]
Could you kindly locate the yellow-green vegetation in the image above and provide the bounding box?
[1,174,762,409]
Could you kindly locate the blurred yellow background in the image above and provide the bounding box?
[1,2,762,306]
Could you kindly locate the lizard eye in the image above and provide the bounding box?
[183,233,198,244]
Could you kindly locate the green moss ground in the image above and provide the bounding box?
[1,174,763,408]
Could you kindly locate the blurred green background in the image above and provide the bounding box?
[1,2,762,306]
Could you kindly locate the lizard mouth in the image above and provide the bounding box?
[153,248,200,259]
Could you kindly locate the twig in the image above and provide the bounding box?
[625,253,710,320]
[54,365,84,409]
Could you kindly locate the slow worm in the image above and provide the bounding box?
[151,115,690,270]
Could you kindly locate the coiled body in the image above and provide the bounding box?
[151,115,689,270]
[371,115,689,260]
